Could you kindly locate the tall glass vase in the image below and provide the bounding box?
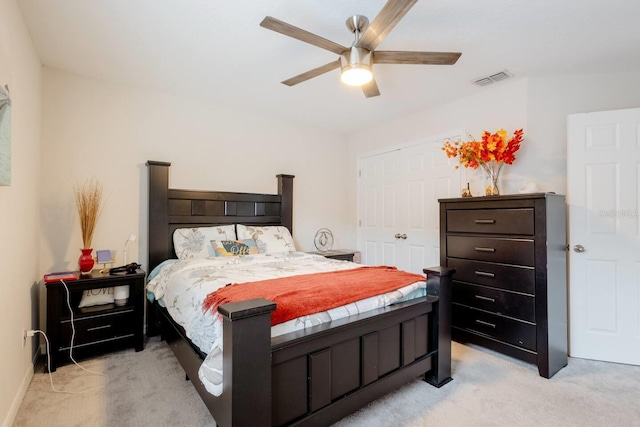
[480,161,504,196]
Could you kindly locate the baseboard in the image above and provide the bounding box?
[2,344,40,427]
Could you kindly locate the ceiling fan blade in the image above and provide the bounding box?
[281,60,341,86]
[361,78,381,98]
[357,0,418,51]
[261,16,347,55]
[374,51,461,65]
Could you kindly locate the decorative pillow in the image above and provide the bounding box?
[173,225,236,259]
[78,287,114,308]
[236,225,296,254]
[211,239,259,257]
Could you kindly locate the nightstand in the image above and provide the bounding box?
[45,269,146,372]
[309,249,358,262]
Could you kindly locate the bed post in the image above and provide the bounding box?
[277,174,294,234]
[146,160,171,337]
[423,266,455,387]
[147,161,171,270]
[217,298,277,427]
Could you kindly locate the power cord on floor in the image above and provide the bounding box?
[29,278,109,394]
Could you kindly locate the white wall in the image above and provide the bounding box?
[0,0,42,425]
[39,68,350,277]
[526,72,640,197]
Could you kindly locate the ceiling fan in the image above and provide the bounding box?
[260,0,461,98]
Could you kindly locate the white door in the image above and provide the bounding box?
[567,107,640,365]
[358,133,462,275]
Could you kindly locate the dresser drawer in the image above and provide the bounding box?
[453,282,535,323]
[447,258,535,294]
[452,304,536,351]
[447,208,534,235]
[447,235,535,266]
[60,308,135,347]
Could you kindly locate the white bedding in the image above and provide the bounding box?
[146,252,426,396]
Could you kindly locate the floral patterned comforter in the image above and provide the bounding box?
[146,252,426,396]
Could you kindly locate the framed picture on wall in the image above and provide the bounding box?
[0,83,11,186]
[0,30,11,186]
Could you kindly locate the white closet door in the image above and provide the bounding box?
[358,134,462,275]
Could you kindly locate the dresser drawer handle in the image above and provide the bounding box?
[474,295,496,303]
[475,319,496,328]
[474,270,495,278]
[474,247,496,253]
[474,219,496,224]
[87,324,112,332]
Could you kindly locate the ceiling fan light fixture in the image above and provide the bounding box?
[341,65,373,86]
[340,47,373,86]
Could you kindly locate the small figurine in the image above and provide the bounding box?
[461,182,472,197]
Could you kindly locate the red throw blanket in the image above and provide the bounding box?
[202,266,425,326]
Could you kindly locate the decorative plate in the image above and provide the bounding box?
[314,228,334,252]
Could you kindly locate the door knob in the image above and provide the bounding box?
[573,244,586,253]
[400,233,407,239]
[394,233,402,239]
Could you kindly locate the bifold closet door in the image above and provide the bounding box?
[358,140,460,275]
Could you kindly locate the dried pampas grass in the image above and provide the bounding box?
[74,177,104,248]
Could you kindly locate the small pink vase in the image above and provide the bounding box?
[79,248,95,274]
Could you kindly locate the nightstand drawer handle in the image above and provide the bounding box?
[475,319,496,328]
[474,295,496,303]
[87,324,112,332]
[474,247,495,253]
[474,219,496,224]
[474,270,495,278]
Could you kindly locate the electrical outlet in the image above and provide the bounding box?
[23,329,36,347]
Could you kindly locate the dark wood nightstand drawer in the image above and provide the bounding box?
[447,208,534,235]
[447,235,534,266]
[60,308,136,348]
[447,258,535,294]
[452,304,536,351]
[452,282,535,323]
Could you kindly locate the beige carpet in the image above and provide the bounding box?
[14,338,640,427]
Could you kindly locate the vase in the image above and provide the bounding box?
[480,161,505,196]
[79,248,95,274]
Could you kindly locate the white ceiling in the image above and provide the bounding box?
[17,0,640,135]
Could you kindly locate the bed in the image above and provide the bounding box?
[145,160,454,427]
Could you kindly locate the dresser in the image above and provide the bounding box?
[439,193,567,378]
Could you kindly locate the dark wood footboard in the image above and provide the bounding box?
[156,267,453,427]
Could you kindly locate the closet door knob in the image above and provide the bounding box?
[573,244,586,253]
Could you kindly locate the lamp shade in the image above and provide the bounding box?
[340,48,373,86]
[341,66,372,86]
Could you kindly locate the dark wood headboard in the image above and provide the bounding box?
[147,161,294,272]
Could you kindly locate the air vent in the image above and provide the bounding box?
[473,70,513,86]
